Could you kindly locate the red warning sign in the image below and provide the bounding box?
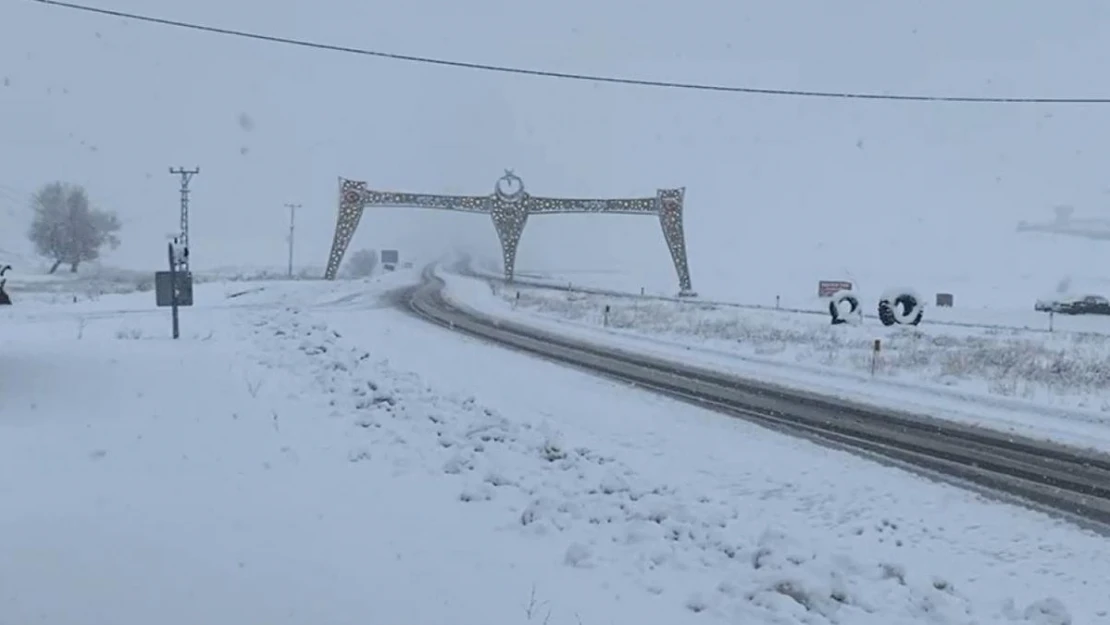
[818,280,853,297]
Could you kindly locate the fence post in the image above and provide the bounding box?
[603,304,610,327]
[871,339,881,376]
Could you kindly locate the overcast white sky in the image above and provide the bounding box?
[3,0,1110,303]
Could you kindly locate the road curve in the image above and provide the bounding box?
[406,265,1110,529]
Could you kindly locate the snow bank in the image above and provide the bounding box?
[249,301,1103,624]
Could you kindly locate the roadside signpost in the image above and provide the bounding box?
[155,240,193,339]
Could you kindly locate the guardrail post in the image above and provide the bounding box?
[603,304,611,327]
[776,295,781,310]
[513,291,520,310]
[871,339,881,376]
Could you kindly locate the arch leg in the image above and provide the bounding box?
[658,188,695,296]
[324,179,368,280]
[490,198,529,283]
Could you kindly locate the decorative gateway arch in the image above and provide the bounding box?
[323,170,695,296]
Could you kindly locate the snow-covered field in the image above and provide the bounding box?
[0,263,329,308]
[469,260,1110,338]
[3,271,1109,624]
[441,268,1110,453]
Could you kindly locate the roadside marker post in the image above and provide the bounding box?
[871,339,881,376]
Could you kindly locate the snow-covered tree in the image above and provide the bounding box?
[27,182,121,273]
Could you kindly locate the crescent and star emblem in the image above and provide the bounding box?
[494,169,525,202]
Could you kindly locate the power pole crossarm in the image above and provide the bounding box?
[169,166,199,272]
[285,202,301,278]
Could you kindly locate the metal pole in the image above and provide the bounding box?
[285,202,301,278]
[168,242,180,340]
[169,166,199,273]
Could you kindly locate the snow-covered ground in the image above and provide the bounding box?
[0,263,330,309]
[4,271,1109,624]
[470,260,1110,338]
[441,268,1110,453]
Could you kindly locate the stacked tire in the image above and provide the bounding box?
[828,291,860,325]
[878,289,923,326]
[0,264,10,306]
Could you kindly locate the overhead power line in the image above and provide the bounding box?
[29,0,1110,104]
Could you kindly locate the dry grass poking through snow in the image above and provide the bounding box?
[500,288,1110,411]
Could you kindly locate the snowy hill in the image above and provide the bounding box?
[4,1,1110,302]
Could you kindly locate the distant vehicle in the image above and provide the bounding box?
[1035,294,1110,315]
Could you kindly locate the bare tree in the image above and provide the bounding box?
[343,248,378,278]
[27,182,121,273]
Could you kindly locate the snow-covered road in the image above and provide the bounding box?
[442,269,1110,453]
[1,271,1107,624]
